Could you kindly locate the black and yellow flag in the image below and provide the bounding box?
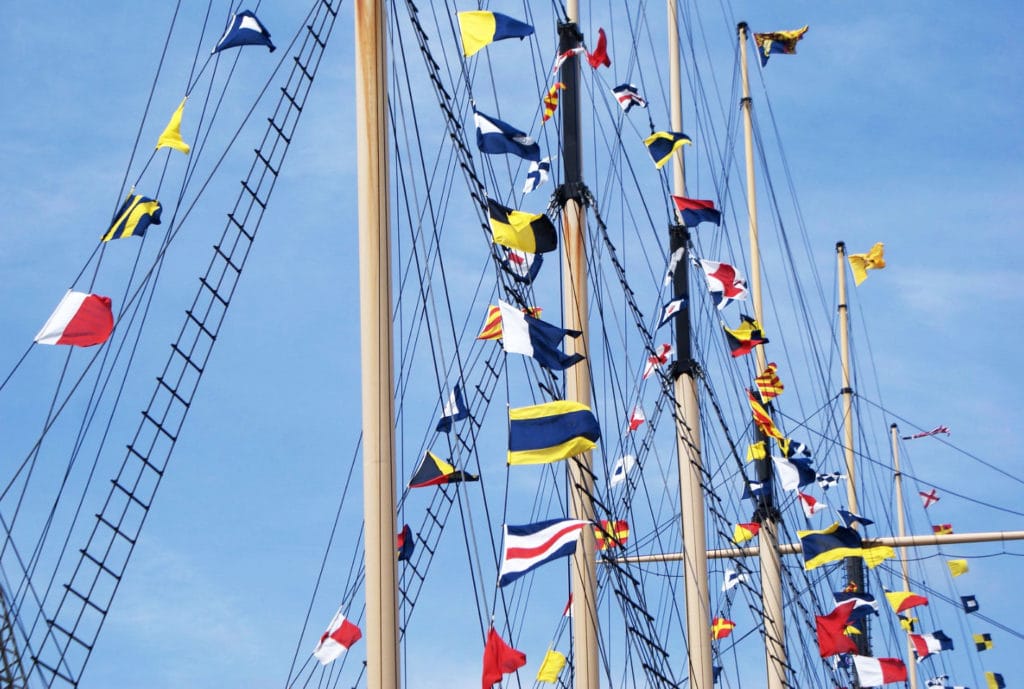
[974,633,994,651]
[102,193,163,241]
[487,199,557,254]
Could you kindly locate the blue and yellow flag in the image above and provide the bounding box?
[754,26,808,66]
[103,193,162,242]
[156,97,191,154]
[508,400,600,465]
[644,131,691,169]
[986,672,1005,689]
[457,11,534,57]
[798,522,894,571]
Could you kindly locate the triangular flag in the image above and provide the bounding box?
[156,97,191,154]
[213,10,275,53]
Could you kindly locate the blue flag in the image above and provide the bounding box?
[436,383,470,433]
[741,480,769,500]
[837,508,874,529]
[658,297,686,329]
[397,524,415,561]
[499,300,583,371]
[474,110,540,161]
[213,10,275,53]
[961,595,979,613]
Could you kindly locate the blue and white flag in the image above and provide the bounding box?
[837,508,874,529]
[501,248,543,284]
[498,300,583,370]
[833,592,878,622]
[722,569,748,592]
[498,518,588,586]
[436,383,470,433]
[816,472,844,490]
[609,454,635,488]
[657,297,686,329]
[523,156,552,193]
[741,480,769,500]
[663,247,685,288]
[474,110,540,161]
[771,455,816,491]
[611,83,647,113]
[213,10,275,53]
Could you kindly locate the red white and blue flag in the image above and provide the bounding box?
[700,260,748,310]
[611,83,647,112]
[498,519,588,586]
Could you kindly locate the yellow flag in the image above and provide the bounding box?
[156,97,191,154]
[746,441,766,461]
[536,649,566,683]
[848,242,885,286]
[947,559,969,577]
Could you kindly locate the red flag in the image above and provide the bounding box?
[586,28,611,68]
[816,600,857,657]
[35,291,114,347]
[482,627,526,689]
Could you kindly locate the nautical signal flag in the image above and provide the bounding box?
[477,304,542,341]
[482,626,527,689]
[903,425,950,440]
[837,509,874,529]
[798,491,827,517]
[910,631,953,660]
[733,522,760,544]
[741,480,769,501]
[947,559,969,577]
[552,47,585,74]
[586,28,611,68]
[408,451,479,488]
[644,131,692,169]
[833,592,879,623]
[816,600,858,657]
[798,523,895,571]
[507,400,600,465]
[609,454,635,488]
[851,655,907,687]
[899,614,918,632]
[594,520,629,550]
[523,157,552,194]
[848,242,886,286]
[746,441,767,461]
[312,608,362,665]
[933,523,954,535]
[961,595,979,613]
[488,199,557,253]
[747,389,784,440]
[658,297,687,329]
[663,247,686,288]
[611,83,647,113]
[642,343,674,380]
[397,524,415,562]
[155,97,190,154]
[722,569,748,591]
[673,196,722,227]
[475,110,541,161]
[724,315,768,357]
[626,406,645,432]
[501,247,544,284]
[542,83,566,123]
[754,362,784,400]
[778,437,810,458]
[885,590,929,613]
[457,11,534,58]
[535,649,566,683]
[700,260,748,311]
[213,10,275,53]
[817,472,844,490]
[974,633,994,651]
[753,25,809,66]
[498,518,588,586]
[35,291,114,347]
[498,300,583,371]
[436,383,470,433]
[772,455,816,491]
[986,672,1006,689]
[919,488,940,508]
[711,617,736,640]
[103,192,163,242]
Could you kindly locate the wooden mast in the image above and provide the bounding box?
[355,2,400,689]
[836,241,867,651]
[737,23,787,689]
[667,2,714,687]
[559,3,599,688]
[891,424,919,689]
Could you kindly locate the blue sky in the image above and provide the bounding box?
[0,2,1022,689]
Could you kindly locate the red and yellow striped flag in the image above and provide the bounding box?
[542,82,566,123]
[754,362,784,401]
[747,389,784,440]
[476,304,542,340]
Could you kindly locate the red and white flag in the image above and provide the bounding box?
[852,655,907,687]
[35,291,114,347]
[642,344,673,380]
[312,609,362,665]
[798,492,827,517]
[919,489,939,508]
[902,426,949,440]
[627,406,645,432]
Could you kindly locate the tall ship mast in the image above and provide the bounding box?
[0,4,1022,689]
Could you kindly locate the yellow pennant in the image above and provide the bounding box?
[156,97,191,154]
